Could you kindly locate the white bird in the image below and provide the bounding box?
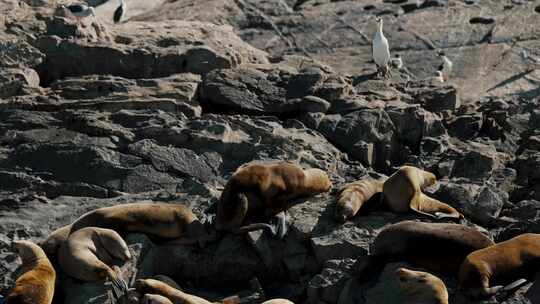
[62,3,95,23]
[390,54,403,70]
[438,51,453,82]
[113,0,126,24]
[427,71,444,84]
[372,17,391,78]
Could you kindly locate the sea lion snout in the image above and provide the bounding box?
[396,268,410,281]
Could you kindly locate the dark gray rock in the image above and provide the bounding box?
[450,142,502,180]
[433,180,506,226]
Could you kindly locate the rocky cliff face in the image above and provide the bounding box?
[0,0,539,303]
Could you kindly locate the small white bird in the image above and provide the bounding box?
[62,3,95,23]
[438,51,453,82]
[113,0,126,24]
[372,17,391,78]
[390,54,403,70]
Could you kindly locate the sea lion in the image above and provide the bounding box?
[135,279,213,304]
[143,294,173,304]
[261,300,295,304]
[215,161,332,237]
[41,202,214,259]
[382,166,462,220]
[335,178,385,222]
[6,240,56,304]
[458,233,540,298]
[58,227,130,285]
[356,220,495,279]
[396,268,448,304]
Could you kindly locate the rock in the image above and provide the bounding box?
[0,68,41,98]
[49,74,202,117]
[307,259,356,304]
[501,200,540,224]
[433,181,506,226]
[530,110,540,130]
[316,109,395,170]
[35,21,269,85]
[387,105,446,152]
[127,139,219,183]
[409,84,461,112]
[0,35,45,68]
[514,150,540,186]
[201,66,337,115]
[446,113,483,140]
[450,142,502,180]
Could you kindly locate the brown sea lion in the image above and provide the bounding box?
[215,160,332,237]
[458,233,540,298]
[356,220,495,280]
[6,240,56,304]
[382,166,462,220]
[261,299,295,304]
[58,227,130,285]
[135,279,213,304]
[335,178,385,222]
[41,202,214,259]
[396,268,449,304]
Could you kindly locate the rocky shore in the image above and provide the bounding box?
[1,0,539,303]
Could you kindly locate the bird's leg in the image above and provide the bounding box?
[384,64,392,79]
[375,65,383,79]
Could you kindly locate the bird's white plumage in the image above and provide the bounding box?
[440,55,452,81]
[428,71,444,84]
[372,18,391,70]
[63,3,95,18]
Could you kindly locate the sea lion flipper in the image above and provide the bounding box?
[232,223,277,235]
[434,212,461,221]
[502,278,528,292]
[410,206,437,219]
[109,266,129,302]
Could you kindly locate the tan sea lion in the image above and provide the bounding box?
[382,166,462,220]
[335,178,385,222]
[396,268,448,304]
[6,240,56,304]
[41,202,214,259]
[261,299,295,304]
[135,279,213,304]
[143,294,174,304]
[458,233,540,298]
[215,160,332,237]
[356,220,494,280]
[58,227,130,285]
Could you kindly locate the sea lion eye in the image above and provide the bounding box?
[417,278,427,283]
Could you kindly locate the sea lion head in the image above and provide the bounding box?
[335,192,358,222]
[11,240,44,264]
[421,170,437,188]
[396,267,448,303]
